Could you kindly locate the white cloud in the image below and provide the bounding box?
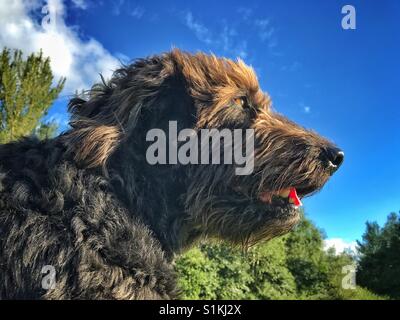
[299,102,311,114]
[0,0,120,94]
[112,0,124,16]
[130,6,145,19]
[260,28,274,42]
[324,238,357,254]
[281,61,301,72]
[181,9,276,58]
[254,19,275,42]
[184,12,213,45]
[71,0,88,10]
[234,40,248,59]
[237,7,253,21]
[255,19,270,28]
[111,1,145,19]
[182,11,248,59]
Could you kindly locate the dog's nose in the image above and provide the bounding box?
[323,147,344,174]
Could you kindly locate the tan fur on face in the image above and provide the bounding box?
[171,50,271,128]
[172,49,259,93]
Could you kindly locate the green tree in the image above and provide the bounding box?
[202,244,253,299]
[175,246,220,299]
[357,212,400,298]
[284,214,379,300]
[176,213,383,300]
[285,215,332,298]
[0,48,65,143]
[176,243,254,299]
[34,121,59,140]
[247,237,297,299]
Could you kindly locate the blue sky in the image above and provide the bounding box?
[1,0,399,250]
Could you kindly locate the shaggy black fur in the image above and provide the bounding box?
[0,49,343,299]
[0,137,177,299]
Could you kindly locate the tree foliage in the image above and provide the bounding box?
[176,213,384,300]
[0,48,65,143]
[177,239,296,300]
[357,212,400,299]
[34,121,59,140]
[285,218,331,298]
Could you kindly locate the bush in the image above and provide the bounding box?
[176,213,389,300]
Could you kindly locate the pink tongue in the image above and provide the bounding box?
[289,188,302,206]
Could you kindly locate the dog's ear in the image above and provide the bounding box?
[64,54,177,168]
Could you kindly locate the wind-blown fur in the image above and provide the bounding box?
[0,49,343,299]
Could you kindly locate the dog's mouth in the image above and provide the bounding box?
[259,187,302,207]
[232,183,320,213]
[258,184,320,206]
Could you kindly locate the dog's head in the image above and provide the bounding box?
[65,49,343,249]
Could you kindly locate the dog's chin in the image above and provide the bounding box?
[195,189,302,246]
[221,183,326,244]
[188,183,317,246]
[258,195,300,220]
[239,190,301,231]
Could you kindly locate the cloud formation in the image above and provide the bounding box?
[71,0,88,10]
[111,0,146,19]
[254,19,274,42]
[182,11,250,59]
[0,0,121,94]
[130,6,145,19]
[299,102,312,114]
[281,61,302,72]
[324,238,357,254]
[184,12,213,45]
[181,9,277,59]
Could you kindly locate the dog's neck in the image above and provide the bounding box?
[107,145,200,257]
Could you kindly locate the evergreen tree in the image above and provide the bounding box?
[357,212,400,298]
[0,48,65,143]
[34,121,59,140]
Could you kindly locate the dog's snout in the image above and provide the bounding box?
[322,146,344,174]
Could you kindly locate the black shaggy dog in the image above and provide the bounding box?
[0,49,343,299]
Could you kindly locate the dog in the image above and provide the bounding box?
[0,49,343,299]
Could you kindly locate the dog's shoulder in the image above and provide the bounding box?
[0,136,63,198]
[0,136,59,175]
[0,137,178,299]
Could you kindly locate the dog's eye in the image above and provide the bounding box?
[233,97,248,108]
